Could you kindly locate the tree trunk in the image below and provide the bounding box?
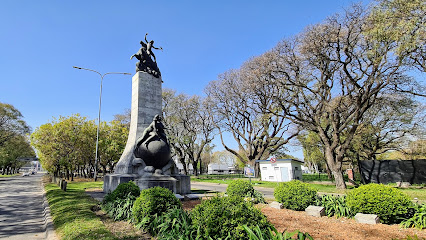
[324,147,347,189]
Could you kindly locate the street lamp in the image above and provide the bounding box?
[73,66,131,181]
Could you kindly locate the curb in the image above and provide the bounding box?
[39,175,58,240]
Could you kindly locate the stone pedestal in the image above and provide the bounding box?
[173,175,191,195]
[103,72,191,195]
[136,175,177,193]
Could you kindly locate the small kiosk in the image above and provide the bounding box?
[256,158,304,182]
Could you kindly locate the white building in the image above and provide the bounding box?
[208,163,231,174]
[174,159,194,175]
[256,159,303,182]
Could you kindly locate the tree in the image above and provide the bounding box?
[346,94,424,163]
[368,0,426,73]
[97,120,129,174]
[31,114,97,180]
[205,55,299,170]
[298,132,326,174]
[211,150,237,166]
[264,5,424,189]
[0,103,30,147]
[0,135,35,174]
[162,89,215,175]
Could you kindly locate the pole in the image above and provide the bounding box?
[73,66,131,181]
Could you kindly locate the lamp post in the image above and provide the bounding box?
[73,66,131,181]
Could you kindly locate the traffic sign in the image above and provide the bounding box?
[270,157,277,163]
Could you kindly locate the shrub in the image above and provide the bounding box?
[191,196,272,240]
[132,186,182,227]
[103,181,140,203]
[242,225,314,240]
[226,179,266,204]
[226,180,255,197]
[274,180,317,211]
[102,192,136,221]
[401,204,426,229]
[346,183,413,224]
[148,207,195,238]
[316,195,354,218]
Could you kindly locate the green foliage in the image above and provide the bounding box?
[274,180,317,211]
[227,179,255,197]
[245,189,267,204]
[132,186,182,227]
[103,181,140,203]
[102,193,136,221]
[315,195,354,218]
[242,225,313,240]
[147,207,195,239]
[191,196,272,240]
[401,204,426,229]
[346,183,413,224]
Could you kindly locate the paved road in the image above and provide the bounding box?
[190,181,275,200]
[0,173,54,240]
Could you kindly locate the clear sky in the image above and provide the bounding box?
[0,0,370,159]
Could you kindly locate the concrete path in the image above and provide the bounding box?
[0,173,56,240]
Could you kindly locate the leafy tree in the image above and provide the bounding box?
[0,103,30,147]
[98,120,129,174]
[368,0,426,73]
[0,135,35,174]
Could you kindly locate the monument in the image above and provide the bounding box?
[104,34,191,195]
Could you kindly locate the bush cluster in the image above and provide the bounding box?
[315,195,353,218]
[401,204,426,229]
[102,181,140,221]
[226,179,266,203]
[274,180,317,211]
[103,181,140,203]
[191,196,272,240]
[346,183,413,224]
[132,186,181,226]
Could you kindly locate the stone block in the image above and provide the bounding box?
[173,174,191,195]
[135,175,177,193]
[184,194,201,200]
[269,201,283,209]
[61,181,67,191]
[354,213,380,224]
[174,194,184,201]
[305,205,325,217]
[103,174,138,193]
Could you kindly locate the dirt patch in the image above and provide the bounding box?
[260,205,426,240]
[181,200,425,240]
[93,208,153,240]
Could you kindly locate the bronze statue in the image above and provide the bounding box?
[130,33,162,78]
[133,115,171,169]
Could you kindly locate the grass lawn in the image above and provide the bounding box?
[0,173,20,178]
[190,177,426,201]
[45,180,143,240]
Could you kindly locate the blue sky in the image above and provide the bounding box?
[1,0,370,158]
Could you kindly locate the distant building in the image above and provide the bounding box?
[208,163,233,174]
[174,159,194,175]
[256,159,303,182]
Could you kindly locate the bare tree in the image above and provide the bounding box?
[205,54,299,172]
[162,89,215,175]
[264,5,422,189]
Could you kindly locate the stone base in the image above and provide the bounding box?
[172,174,191,195]
[135,175,177,193]
[354,213,380,224]
[103,174,139,193]
[305,205,326,217]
